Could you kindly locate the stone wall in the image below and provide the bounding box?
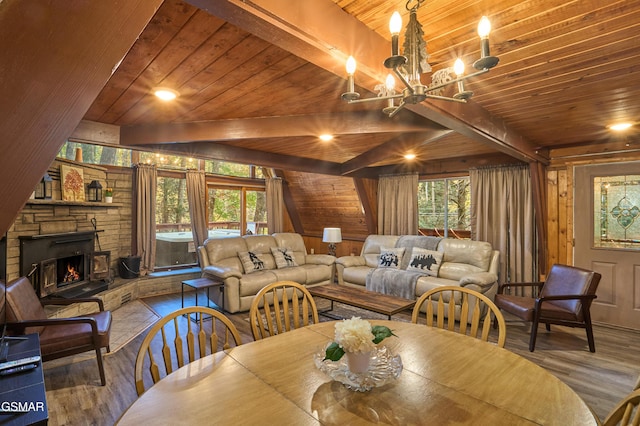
[5,158,133,282]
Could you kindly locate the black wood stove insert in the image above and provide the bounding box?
[19,231,109,298]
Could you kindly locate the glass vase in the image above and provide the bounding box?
[346,351,371,373]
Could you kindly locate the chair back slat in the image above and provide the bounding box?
[447,296,456,332]
[249,281,319,341]
[160,328,173,375]
[186,319,196,364]
[134,306,242,396]
[469,297,481,338]
[412,286,506,348]
[459,293,469,335]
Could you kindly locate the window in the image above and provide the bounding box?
[245,189,267,235]
[58,141,132,167]
[155,176,196,268]
[418,177,471,238]
[593,174,640,249]
[207,186,267,237]
[140,152,197,170]
[204,160,264,178]
[208,188,241,238]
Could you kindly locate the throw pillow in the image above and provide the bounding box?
[406,247,443,276]
[378,247,405,269]
[238,251,267,274]
[271,247,298,269]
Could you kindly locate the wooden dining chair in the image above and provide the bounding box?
[603,389,640,426]
[249,281,319,341]
[411,285,506,348]
[494,264,601,352]
[134,306,241,396]
[2,276,112,385]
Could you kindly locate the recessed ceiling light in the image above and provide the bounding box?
[153,87,179,101]
[608,122,633,132]
[404,153,416,160]
[319,134,333,142]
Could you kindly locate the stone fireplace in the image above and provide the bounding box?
[19,231,109,298]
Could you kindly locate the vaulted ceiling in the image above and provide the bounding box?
[80,0,640,177]
[0,0,639,237]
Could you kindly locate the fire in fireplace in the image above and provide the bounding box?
[61,256,82,283]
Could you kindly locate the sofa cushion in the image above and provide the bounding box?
[273,233,308,265]
[302,264,333,283]
[361,235,400,268]
[343,265,371,286]
[406,247,443,277]
[271,247,298,268]
[238,251,269,274]
[395,235,442,269]
[439,239,493,271]
[239,270,279,297]
[378,247,405,269]
[271,266,307,283]
[203,236,247,272]
[438,263,485,281]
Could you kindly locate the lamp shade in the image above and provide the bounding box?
[322,228,342,243]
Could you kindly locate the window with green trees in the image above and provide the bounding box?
[58,141,132,166]
[418,177,471,238]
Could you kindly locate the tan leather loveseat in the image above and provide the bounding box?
[335,235,500,310]
[198,233,335,313]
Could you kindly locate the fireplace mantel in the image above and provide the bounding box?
[27,199,123,207]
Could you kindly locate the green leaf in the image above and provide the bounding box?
[371,325,396,344]
[324,342,345,361]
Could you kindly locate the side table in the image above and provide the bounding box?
[181,277,225,321]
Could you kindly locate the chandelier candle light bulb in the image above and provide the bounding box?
[389,11,402,56]
[478,16,492,56]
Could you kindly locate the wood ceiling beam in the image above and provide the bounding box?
[367,153,524,178]
[120,112,435,145]
[340,128,454,176]
[353,178,376,234]
[274,169,304,234]
[144,142,342,175]
[188,0,547,165]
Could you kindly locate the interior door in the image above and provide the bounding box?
[574,162,640,330]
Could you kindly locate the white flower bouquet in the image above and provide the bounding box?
[323,316,396,362]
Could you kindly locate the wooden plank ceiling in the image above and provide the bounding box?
[82,0,640,177]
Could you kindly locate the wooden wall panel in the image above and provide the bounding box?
[546,170,560,269]
[546,167,573,271]
[282,171,370,239]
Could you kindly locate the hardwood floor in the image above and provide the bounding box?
[42,293,640,425]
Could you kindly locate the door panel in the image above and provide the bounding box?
[574,162,640,330]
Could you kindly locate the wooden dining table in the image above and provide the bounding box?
[117,320,598,425]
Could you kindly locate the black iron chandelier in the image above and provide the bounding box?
[341,0,499,118]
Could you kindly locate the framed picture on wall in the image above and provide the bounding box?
[60,164,85,201]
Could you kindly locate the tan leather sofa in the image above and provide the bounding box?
[198,233,335,313]
[335,235,500,310]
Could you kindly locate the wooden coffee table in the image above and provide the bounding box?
[308,284,415,319]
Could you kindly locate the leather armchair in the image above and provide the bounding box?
[2,277,112,385]
[494,264,601,352]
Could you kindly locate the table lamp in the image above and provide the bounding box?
[322,227,342,256]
